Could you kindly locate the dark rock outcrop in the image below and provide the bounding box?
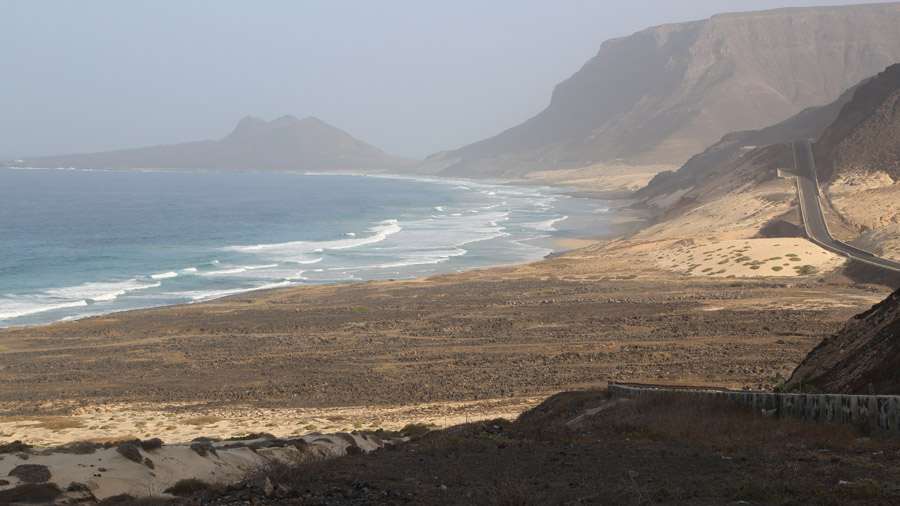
[787,286,900,394]
[8,464,51,483]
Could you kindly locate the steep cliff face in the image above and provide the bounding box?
[436,3,900,178]
[787,286,900,395]
[815,63,900,183]
[11,116,413,172]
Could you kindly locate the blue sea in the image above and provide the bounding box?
[0,168,614,327]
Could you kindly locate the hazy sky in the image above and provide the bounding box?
[2,0,896,160]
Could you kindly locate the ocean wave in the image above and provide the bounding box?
[43,279,161,302]
[180,280,294,302]
[182,267,198,273]
[524,216,569,232]
[197,264,279,276]
[227,219,402,258]
[150,271,178,279]
[0,299,89,321]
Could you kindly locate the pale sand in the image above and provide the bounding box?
[0,433,383,501]
[0,397,542,448]
[649,238,845,278]
[518,163,675,196]
[634,177,798,241]
[554,238,600,249]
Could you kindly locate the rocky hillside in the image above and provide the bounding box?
[815,63,900,183]
[786,285,900,395]
[430,3,900,179]
[635,82,861,210]
[811,64,900,260]
[7,116,413,172]
[628,61,900,263]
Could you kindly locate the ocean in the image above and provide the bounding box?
[0,168,614,328]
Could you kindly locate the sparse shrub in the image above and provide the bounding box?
[182,416,220,426]
[352,306,373,313]
[771,266,783,271]
[0,483,62,504]
[165,478,211,496]
[795,265,818,275]
[400,423,435,438]
[140,438,163,451]
[116,443,143,463]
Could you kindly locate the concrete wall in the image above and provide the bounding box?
[608,383,900,433]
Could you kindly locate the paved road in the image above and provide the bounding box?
[790,140,900,272]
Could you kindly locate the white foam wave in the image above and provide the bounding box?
[525,216,568,232]
[44,279,161,302]
[434,206,444,212]
[198,264,279,276]
[182,267,198,273]
[0,299,89,321]
[227,220,401,260]
[181,280,294,302]
[151,271,178,279]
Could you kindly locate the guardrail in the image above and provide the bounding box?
[609,382,900,433]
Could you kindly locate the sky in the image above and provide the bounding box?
[1,0,896,160]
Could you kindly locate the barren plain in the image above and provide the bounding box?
[0,238,887,447]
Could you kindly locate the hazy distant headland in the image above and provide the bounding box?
[6,115,415,173]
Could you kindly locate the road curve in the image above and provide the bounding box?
[790,140,900,272]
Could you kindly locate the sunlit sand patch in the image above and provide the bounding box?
[652,238,844,278]
[0,397,544,447]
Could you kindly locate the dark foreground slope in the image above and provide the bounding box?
[80,392,900,505]
[788,285,900,395]
[8,115,413,172]
[432,3,900,178]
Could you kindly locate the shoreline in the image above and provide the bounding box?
[0,167,629,331]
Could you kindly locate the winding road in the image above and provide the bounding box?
[790,140,900,272]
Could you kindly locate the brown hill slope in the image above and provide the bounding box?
[8,116,413,172]
[434,3,900,179]
[786,286,900,395]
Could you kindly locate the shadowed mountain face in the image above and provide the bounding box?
[814,63,900,183]
[787,286,900,395]
[634,81,862,208]
[9,116,413,172]
[435,3,900,178]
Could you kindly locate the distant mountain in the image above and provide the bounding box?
[7,115,414,172]
[786,285,900,395]
[430,2,900,179]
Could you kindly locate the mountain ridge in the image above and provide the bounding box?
[430,2,900,179]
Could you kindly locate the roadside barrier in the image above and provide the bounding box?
[608,382,900,432]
